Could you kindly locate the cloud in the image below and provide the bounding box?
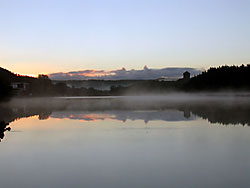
[49,66,202,80]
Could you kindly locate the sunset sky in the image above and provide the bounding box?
[0,0,250,76]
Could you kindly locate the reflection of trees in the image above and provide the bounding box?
[185,105,250,126]
[0,121,11,142]
[0,97,250,129]
[39,112,51,120]
[0,101,54,141]
[0,106,52,125]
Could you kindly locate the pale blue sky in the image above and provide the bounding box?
[0,0,250,75]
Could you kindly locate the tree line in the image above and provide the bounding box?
[0,64,250,100]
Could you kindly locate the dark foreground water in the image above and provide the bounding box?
[0,96,250,188]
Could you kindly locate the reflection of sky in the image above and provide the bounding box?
[1,116,250,188]
[50,110,196,123]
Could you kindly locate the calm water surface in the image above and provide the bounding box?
[0,96,250,188]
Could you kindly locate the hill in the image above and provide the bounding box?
[186,64,250,91]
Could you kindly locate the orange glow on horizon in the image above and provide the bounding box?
[13,72,37,78]
[67,113,114,121]
[64,70,117,78]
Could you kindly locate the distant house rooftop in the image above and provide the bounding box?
[183,71,190,80]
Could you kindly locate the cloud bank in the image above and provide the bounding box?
[49,66,202,80]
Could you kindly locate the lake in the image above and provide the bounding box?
[0,95,250,188]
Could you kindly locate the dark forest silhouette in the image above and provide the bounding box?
[0,64,250,100]
[0,67,109,99]
[186,64,250,91]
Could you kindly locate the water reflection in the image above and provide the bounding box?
[0,97,250,188]
[0,97,250,127]
[51,110,195,123]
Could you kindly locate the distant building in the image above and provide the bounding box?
[183,71,190,80]
[11,82,29,91]
[156,77,178,82]
[11,82,30,96]
[157,77,170,82]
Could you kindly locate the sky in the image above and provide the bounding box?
[0,0,250,77]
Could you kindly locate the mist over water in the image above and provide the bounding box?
[0,94,250,188]
[2,94,250,126]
